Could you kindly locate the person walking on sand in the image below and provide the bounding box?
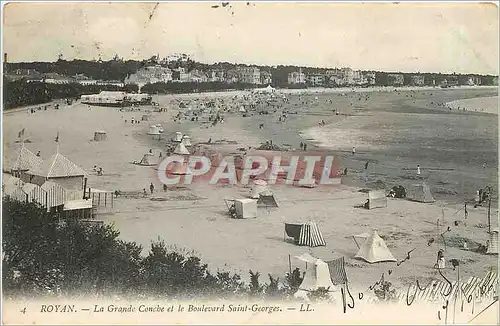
[417,164,421,175]
[300,142,303,150]
[150,183,154,195]
[303,143,307,151]
[143,188,147,197]
[163,184,167,192]
[352,146,356,155]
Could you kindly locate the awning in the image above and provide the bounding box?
[64,199,93,211]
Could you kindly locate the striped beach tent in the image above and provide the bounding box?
[298,221,326,247]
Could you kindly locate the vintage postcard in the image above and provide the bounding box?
[1,1,499,324]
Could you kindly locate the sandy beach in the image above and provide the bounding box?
[446,96,498,115]
[3,86,498,293]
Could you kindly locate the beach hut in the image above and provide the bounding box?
[27,152,86,191]
[354,230,396,263]
[486,229,499,255]
[181,136,192,146]
[148,125,161,135]
[93,131,108,141]
[250,180,269,199]
[174,132,183,142]
[367,189,387,209]
[408,183,435,203]
[284,222,326,247]
[294,253,337,301]
[233,198,257,219]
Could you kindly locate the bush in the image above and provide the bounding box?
[2,198,305,300]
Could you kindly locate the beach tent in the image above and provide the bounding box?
[355,230,396,263]
[181,136,192,146]
[257,191,278,208]
[93,131,108,141]
[368,189,387,209]
[294,253,337,300]
[250,180,269,199]
[173,143,190,156]
[486,229,499,255]
[233,198,257,219]
[174,132,183,142]
[148,125,161,135]
[408,183,435,203]
[284,221,326,247]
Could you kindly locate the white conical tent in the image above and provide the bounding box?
[173,143,190,155]
[355,230,396,263]
[294,253,337,301]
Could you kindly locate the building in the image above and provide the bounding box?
[225,69,240,83]
[387,73,404,86]
[288,70,306,84]
[171,67,191,83]
[44,73,75,84]
[237,67,261,84]
[189,69,209,83]
[410,75,425,86]
[363,72,376,85]
[165,53,190,64]
[260,71,272,85]
[466,76,482,86]
[27,151,87,192]
[5,68,45,82]
[307,74,326,86]
[209,69,226,82]
[125,65,173,85]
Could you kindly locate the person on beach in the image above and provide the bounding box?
[365,162,369,170]
[159,152,162,158]
[36,151,41,157]
[464,203,468,225]
[300,142,303,150]
[436,249,445,269]
[150,183,154,195]
[163,184,167,192]
[352,146,356,155]
[303,143,307,151]
[417,164,421,175]
[143,188,147,197]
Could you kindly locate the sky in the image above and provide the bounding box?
[2,1,499,74]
